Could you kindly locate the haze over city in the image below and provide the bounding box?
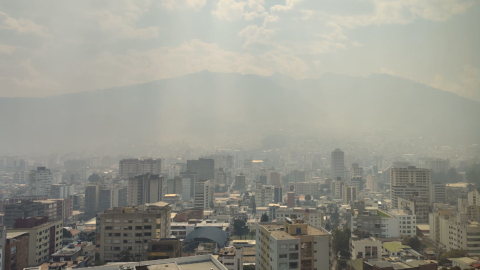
[0,1,479,270]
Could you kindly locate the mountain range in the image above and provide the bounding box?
[1,71,479,154]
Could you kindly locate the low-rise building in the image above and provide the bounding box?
[144,238,182,260]
[218,246,243,270]
[350,235,382,260]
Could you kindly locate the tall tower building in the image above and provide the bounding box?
[366,175,378,192]
[127,174,164,206]
[235,173,246,192]
[343,185,358,204]
[180,172,197,202]
[270,171,281,187]
[85,184,100,217]
[186,158,214,181]
[194,180,214,209]
[119,158,163,178]
[390,166,430,208]
[28,167,53,196]
[331,149,345,179]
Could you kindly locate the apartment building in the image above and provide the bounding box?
[293,182,320,197]
[331,178,345,199]
[276,207,324,229]
[255,219,330,270]
[28,167,53,196]
[5,231,29,270]
[127,174,164,206]
[8,217,63,266]
[98,202,172,262]
[255,183,274,207]
[429,211,480,256]
[398,195,430,224]
[119,158,164,178]
[194,180,214,209]
[218,246,243,270]
[343,185,358,205]
[4,201,44,228]
[390,166,430,208]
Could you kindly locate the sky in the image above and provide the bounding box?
[0,0,479,101]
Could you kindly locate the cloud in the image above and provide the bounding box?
[270,0,303,12]
[0,44,15,54]
[0,11,51,38]
[380,68,395,75]
[238,25,275,48]
[161,0,207,11]
[332,0,474,28]
[431,65,480,101]
[89,10,160,39]
[212,0,266,21]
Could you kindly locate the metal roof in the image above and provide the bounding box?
[183,227,227,247]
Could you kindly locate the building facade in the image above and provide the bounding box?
[390,166,430,209]
[98,202,172,262]
[127,174,164,206]
[119,158,164,178]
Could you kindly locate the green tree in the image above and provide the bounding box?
[438,249,467,265]
[332,228,351,258]
[305,194,312,201]
[233,219,249,239]
[118,250,135,262]
[337,259,348,270]
[250,196,256,215]
[260,213,269,222]
[63,228,73,238]
[402,236,421,251]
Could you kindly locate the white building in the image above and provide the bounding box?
[366,175,378,192]
[218,246,243,270]
[194,180,214,209]
[430,182,446,204]
[390,166,430,208]
[255,183,274,207]
[343,185,358,204]
[276,207,324,228]
[293,182,320,197]
[331,149,345,179]
[28,167,53,196]
[350,236,382,260]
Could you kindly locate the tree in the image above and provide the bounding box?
[261,213,269,222]
[118,250,135,262]
[402,236,421,251]
[233,219,249,239]
[305,194,312,201]
[332,228,351,258]
[337,259,348,270]
[251,196,256,215]
[438,249,467,265]
[63,228,72,238]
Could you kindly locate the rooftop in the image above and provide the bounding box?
[383,242,411,253]
[448,257,479,265]
[7,231,28,239]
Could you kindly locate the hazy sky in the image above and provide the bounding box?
[0,0,479,101]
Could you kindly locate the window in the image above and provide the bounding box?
[289,262,298,269]
[279,254,287,258]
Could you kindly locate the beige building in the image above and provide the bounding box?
[218,246,243,270]
[276,207,324,228]
[331,179,345,199]
[343,185,358,204]
[350,235,382,260]
[256,219,330,270]
[270,171,281,187]
[119,158,163,178]
[366,175,378,192]
[293,182,320,197]
[9,217,63,266]
[390,166,430,208]
[430,211,480,256]
[127,174,164,206]
[398,195,430,224]
[98,202,172,262]
[255,183,274,207]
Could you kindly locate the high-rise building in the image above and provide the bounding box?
[430,182,446,204]
[180,172,197,202]
[287,192,295,208]
[97,202,172,262]
[50,183,75,199]
[167,177,182,195]
[28,167,53,196]
[293,182,320,197]
[343,185,358,204]
[85,184,100,217]
[390,166,430,209]
[424,158,450,174]
[119,158,164,178]
[270,171,281,187]
[9,217,63,266]
[255,183,274,207]
[258,172,267,185]
[5,231,29,270]
[331,178,345,199]
[255,219,330,270]
[0,226,5,270]
[127,174,164,206]
[235,174,246,192]
[99,186,128,212]
[331,149,345,179]
[398,195,430,224]
[4,201,44,228]
[366,175,378,192]
[194,180,214,209]
[186,159,214,181]
[274,186,283,203]
[350,163,364,179]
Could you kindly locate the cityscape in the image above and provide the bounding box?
[0,1,479,270]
